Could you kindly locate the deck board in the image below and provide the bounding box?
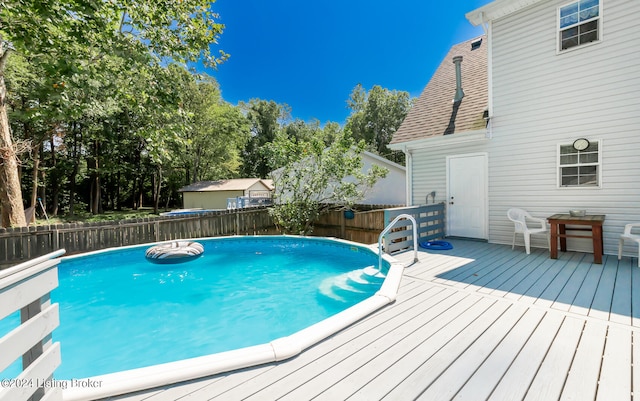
[315,296,499,401]
[550,254,592,312]
[507,253,573,304]
[107,240,640,401]
[588,255,619,321]
[568,262,604,317]
[479,253,545,296]
[351,299,510,401]
[521,317,584,401]
[610,258,633,325]
[486,312,565,401]
[560,320,607,401]
[632,266,640,327]
[499,256,558,301]
[268,292,482,401]
[596,326,632,401]
[218,284,455,400]
[633,331,640,400]
[460,251,532,291]
[534,253,584,309]
[448,308,550,401]
[414,305,534,401]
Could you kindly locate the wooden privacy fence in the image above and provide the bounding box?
[0,250,65,401]
[0,208,275,267]
[313,205,393,244]
[313,203,445,250]
[1,204,446,266]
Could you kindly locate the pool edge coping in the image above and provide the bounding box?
[60,235,404,401]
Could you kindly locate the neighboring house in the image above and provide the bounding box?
[178,178,274,210]
[354,151,406,205]
[389,0,640,255]
[270,150,406,206]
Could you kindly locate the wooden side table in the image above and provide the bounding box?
[547,214,605,264]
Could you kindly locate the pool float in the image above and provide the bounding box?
[419,240,453,250]
[145,241,204,264]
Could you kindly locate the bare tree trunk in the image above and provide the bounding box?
[38,165,45,214]
[0,44,26,227]
[152,165,162,214]
[68,124,81,216]
[30,141,39,208]
[116,170,121,210]
[49,135,59,216]
[88,140,100,215]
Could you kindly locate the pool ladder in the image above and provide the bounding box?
[378,213,419,271]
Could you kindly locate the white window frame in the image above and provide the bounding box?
[557,0,602,53]
[557,139,602,188]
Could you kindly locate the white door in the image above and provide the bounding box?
[447,153,488,239]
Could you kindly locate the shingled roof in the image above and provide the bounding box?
[178,178,274,192]
[390,36,488,145]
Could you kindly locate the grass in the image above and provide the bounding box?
[34,208,163,225]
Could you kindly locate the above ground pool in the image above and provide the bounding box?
[1,235,403,401]
[160,208,219,216]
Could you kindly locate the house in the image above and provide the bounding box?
[389,0,640,255]
[178,178,274,210]
[270,150,406,206]
[354,151,406,205]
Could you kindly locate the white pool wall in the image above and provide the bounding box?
[61,236,404,401]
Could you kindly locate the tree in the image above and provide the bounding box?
[267,129,387,235]
[0,0,227,226]
[240,99,290,178]
[0,41,26,226]
[179,74,250,183]
[345,84,412,164]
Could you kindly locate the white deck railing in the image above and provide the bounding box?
[0,249,65,401]
[382,203,445,254]
[378,214,419,271]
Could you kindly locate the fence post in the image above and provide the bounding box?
[53,227,58,251]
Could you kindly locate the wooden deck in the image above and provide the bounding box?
[109,240,640,401]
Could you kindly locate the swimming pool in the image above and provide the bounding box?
[27,236,403,401]
[160,209,219,216]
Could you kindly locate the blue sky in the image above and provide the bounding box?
[204,0,491,124]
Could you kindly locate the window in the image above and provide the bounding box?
[558,140,601,187]
[558,0,600,51]
[471,38,482,51]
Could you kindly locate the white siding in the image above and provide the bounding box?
[360,153,406,205]
[409,138,490,226]
[407,0,640,255]
[488,0,640,254]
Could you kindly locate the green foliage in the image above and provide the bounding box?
[0,1,414,226]
[240,99,290,178]
[38,208,159,225]
[267,129,387,235]
[0,0,232,220]
[179,74,250,182]
[345,84,412,164]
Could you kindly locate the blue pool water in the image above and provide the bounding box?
[160,209,218,216]
[0,236,386,380]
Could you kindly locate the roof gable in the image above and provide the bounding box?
[390,36,488,145]
[362,150,406,173]
[466,0,545,26]
[178,178,273,192]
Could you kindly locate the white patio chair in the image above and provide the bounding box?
[507,208,549,255]
[618,223,640,267]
